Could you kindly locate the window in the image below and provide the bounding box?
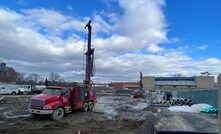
[7,71,10,77]
[43,88,61,95]
[24,85,31,88]
[0,87,6,89]
[61,89,68,96]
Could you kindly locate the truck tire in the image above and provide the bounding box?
[83,102,89,112]
[23,91,28,95]
[11,91,16,95]
[88,101,93,111]
[51,107,64,121]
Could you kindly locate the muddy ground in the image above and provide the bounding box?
[0,95,152,134]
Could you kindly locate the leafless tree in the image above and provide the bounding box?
[49,72,60,81]
[25,73,40,84]
[16,72,25,84]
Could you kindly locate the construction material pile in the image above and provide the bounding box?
[168,103,218,113]
[169,98,193,106]
[155,97,193,106]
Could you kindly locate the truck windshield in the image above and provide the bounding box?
[43,88,61,95]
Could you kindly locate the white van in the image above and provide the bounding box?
[0,86,19,95]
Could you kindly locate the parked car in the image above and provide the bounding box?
[0,86,19,95]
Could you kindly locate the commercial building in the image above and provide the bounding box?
[142,76,214,90]
[0,62,17,83]
[110,82,139,90]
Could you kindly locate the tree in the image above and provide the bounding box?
[16,72,25,84]
[49,72,60,81]
[45,78,49,86]
[25,73,40,84]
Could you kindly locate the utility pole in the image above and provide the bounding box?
[84,20,94,87]
[140,72,143,90]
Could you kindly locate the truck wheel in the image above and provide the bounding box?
[11,91,16,95]
[23,91,28,95]
[51,107,64,121]
[83,102,89,112]
[88,102,93,111]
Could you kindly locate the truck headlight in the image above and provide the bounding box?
[43,105,52,109]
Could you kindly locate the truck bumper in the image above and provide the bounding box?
[28,108,54,115]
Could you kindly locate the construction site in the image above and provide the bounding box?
[0,85,219,134]
[0,1,221,134]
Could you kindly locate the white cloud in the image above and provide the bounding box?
[22,8,88,35]
[66,5,73,10]
[147,43,165,53]
[116,0,168,50]
[0,1,221,83]
[198,45,207,50]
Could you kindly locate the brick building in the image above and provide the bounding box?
[0,62,17,83]
[110,82,139,90]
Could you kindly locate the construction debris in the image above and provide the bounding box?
[168,103,213,113]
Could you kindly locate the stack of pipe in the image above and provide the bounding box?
[170,98,193,106]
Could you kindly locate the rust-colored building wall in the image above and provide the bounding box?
[110,82,139,90]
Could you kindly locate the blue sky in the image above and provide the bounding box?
[0,0,221,82]
[166,0,221,59]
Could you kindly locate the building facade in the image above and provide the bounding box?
[0,62,17,83]
[110,82,139,90]
[142,76,214,90]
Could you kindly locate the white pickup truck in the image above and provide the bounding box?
[0,86,19,95]
[18,85,31,95]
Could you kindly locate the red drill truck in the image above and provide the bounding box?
[28,84,96,120]
[28,20,96,120]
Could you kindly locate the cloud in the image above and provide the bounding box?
[0,1,221,83]
[146,43,165,53]
[116,0,168,50]
[22,8,87,35]
[198,45,207,50]
[66,5,73,10]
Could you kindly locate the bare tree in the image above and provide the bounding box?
[25,73,40,84]
[16,72,25,84]
[49,72,60,81]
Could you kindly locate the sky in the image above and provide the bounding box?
[0,0,221,82]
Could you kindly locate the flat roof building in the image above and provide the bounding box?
[110,82,139,90]
[143,76,214,90]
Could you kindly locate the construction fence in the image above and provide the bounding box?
[168,88,218,108]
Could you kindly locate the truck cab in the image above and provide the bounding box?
[28,84,96,120]
[18,85,31,95]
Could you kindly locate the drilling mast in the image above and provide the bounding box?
[84,20,94,87]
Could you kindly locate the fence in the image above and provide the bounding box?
[167,88,218,108]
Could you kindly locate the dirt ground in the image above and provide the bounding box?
[0,95,151,134]
[154,107,218,133]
